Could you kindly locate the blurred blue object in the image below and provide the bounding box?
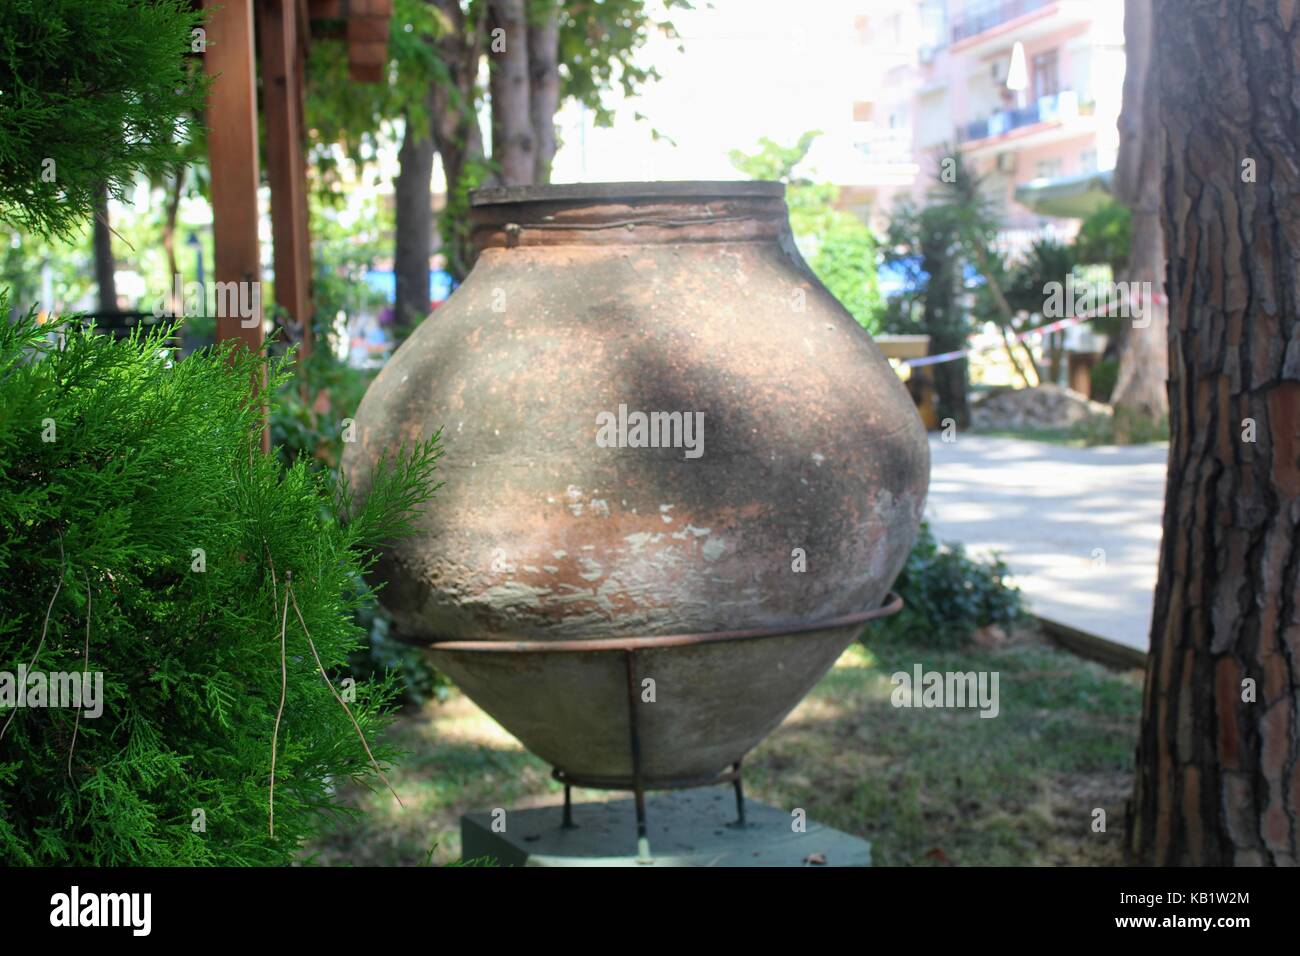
[363,269,457,304]
[877,256,982,298]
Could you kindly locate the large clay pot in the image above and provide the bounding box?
[343,181,928,787]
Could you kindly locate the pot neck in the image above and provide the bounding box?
[470,189,791,251]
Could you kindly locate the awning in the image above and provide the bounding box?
[1014,168,1115,218]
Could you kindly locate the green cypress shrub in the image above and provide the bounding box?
[0,0,207,240]
[0,303,441,864]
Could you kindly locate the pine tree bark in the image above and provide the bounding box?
[1111,0,1169,440]
[487,0,535,185]
[1128,0,1300,866]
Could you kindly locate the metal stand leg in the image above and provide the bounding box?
[730,760,747,827]
[562,782,575,829]
[625,650,652,863]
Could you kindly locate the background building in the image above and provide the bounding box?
[841,0,1126,250]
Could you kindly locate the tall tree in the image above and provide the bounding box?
[1128,0,1300,866]
[1110,0,1169,441]
[930,150,1039,387]
[883,200,969,428]
[422,0,488,287]
[527,0,562,182]
[488,0,534,184]
[91,183,117,312]
[383,0,691,320]
[394,90,438,333]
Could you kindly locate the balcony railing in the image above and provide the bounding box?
[950,0,1055,44]
[852,127,915,166]
[957,90,1079,144]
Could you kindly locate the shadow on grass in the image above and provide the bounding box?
[306,624,1142,866]
[744,629,1142,866]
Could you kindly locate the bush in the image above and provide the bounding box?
[0,304,441,864]
[875,522,1023,648]
[810,213,886,334]
[270,349,446,706]
[0,0,207,240]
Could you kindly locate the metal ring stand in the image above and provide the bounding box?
[551,647,752,862]
[428,592,904,863]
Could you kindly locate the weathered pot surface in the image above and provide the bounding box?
[343,180,929,786]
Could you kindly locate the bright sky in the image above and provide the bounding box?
[549,0,863,184]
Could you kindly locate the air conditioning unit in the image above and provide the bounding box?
[996,151,1017,174]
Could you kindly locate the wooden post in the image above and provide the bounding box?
[203,0,269,449]
[260,0,313,363]
[203,0,263,355]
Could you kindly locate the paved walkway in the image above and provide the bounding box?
[924,435,1168,653]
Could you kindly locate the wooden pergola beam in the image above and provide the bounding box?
[260,0,313,362]
[203,0,263,355]
[204,0,393,427]
[306,0,391,79]
[203,0,268,448]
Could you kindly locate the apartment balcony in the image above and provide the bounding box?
[809,127,920,188]
[957,90,1095,155]
[949,0,1098,57]
[853,127,916,166]
[951,0,1052,43]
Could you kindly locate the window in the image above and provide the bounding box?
[1035,158,1064,180]
[1032,49,1060,100]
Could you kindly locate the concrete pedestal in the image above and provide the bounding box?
[461,790,871,867]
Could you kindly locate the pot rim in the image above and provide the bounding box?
[469,179,785,207]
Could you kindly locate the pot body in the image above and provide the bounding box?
[343,181,929,783]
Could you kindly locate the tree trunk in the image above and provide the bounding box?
[488,0,534,185]
[394,100,437,335]
[966,244,1038,387]
[527,0,561,184]
[161,169,184,318]
[92,182,117,312]
[1128,0,1300,866]
[1111,0,1169,440]
[922,230,969,428]
[425,0,488,282]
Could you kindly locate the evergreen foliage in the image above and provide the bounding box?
[0,303,441,864]
[0,0,207,240]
